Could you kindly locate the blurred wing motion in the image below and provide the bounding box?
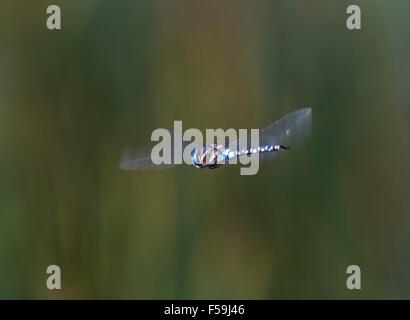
[120,130,190,171]
[120,146,178,170]
[229,108,312,161]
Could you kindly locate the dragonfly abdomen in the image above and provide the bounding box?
[236,144,289,157]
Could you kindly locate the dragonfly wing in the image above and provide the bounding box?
[229,108,312,162]
[119,146,179,170]
[120,129,192,171]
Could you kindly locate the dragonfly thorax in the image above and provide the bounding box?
[191,144,234,169]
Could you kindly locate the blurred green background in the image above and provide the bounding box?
[1,0,410,299]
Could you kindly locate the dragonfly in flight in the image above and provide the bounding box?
[120,108,312,171]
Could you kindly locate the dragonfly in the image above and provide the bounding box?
[120,108,311,171]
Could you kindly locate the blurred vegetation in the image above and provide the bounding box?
[0,0,410,299]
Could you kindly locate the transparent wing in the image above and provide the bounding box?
[229,108,312,161]
[119,130,191,171]
[120,146,178,170]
